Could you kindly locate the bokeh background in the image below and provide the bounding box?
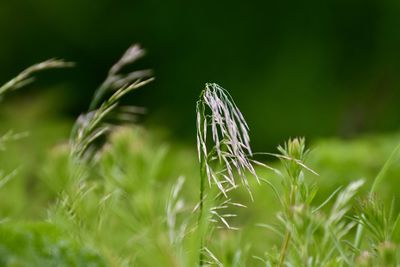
[1,0,400,149]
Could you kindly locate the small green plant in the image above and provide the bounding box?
[354,196,400,266]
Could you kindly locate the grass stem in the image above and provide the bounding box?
[278,231,291,267]
[278,184,296,267]
[198,158,206,266]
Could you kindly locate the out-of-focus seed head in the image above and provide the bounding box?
[278,137,308,180]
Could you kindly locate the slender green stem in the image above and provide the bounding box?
[198,158,206,267]
[278,231,291,267]
[278,184,296,267]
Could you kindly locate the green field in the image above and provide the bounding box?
[1,47,399,267]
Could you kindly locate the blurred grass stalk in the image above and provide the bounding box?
[0,59,73,97]
[0,58,73,191]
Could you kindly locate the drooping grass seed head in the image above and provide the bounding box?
[196,83,258,196]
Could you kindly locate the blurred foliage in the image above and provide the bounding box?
[308,134,400,202]
[0,91,71,219]
[0,98,400,265]
[0,222,105,267]
[1,0,400,148]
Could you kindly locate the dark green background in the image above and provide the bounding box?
[1,0,400,149]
